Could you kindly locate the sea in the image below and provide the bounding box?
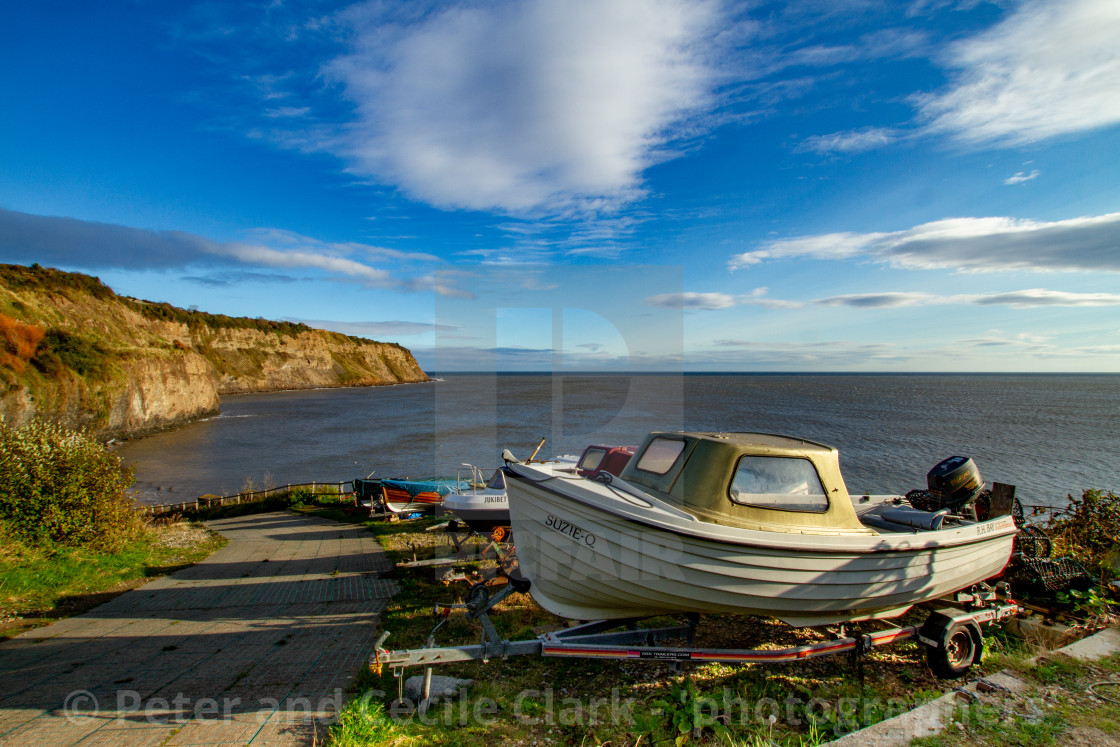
[116,373,1120,510]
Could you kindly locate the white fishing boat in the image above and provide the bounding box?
[504,431,1019,628]
[444,466,510,532]
[445,445,636,534]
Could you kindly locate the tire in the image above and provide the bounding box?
[927,623,980,679]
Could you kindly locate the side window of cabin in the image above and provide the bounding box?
[729,456,829,512]
[634,437,686,475]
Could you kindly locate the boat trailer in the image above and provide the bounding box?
[371,577,1022,702]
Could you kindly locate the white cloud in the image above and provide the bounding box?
[221,244,393,286]
[325,0,722,215]
[1003,169,1040,185]
[730,211,1120,273]
[797,127,897,154]
[917,0,1120,145]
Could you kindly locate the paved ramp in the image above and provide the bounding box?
[0,512,398,746]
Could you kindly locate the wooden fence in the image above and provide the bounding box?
[139,481,353,519]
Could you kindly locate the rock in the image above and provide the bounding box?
[404,675,474,703]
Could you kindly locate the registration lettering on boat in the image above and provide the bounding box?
[545,514,597,547]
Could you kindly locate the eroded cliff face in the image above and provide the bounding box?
[0,264,429,438]
[195,326,429,394]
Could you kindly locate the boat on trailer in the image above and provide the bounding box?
[443,445,636,535]
[371,432,1024,697]
[443,467,510,532]
[503,431,1018,628]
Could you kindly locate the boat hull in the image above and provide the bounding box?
[381,478,463,514]
[506,469,1017,627]
[444,490,510,531]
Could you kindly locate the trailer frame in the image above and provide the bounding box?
[370,578,1022,710]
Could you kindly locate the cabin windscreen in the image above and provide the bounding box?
[634,437,686,475]
[579,448,606,472]
[487,469,506,490]
[729,456,829,513]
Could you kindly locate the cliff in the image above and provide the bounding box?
[0,264,429,438]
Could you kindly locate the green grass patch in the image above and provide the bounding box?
[0,521,226,639]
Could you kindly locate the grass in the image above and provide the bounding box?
[908,650,1120,747]
[0,520,227,640]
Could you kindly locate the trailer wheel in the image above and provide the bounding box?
[927,623,980,679]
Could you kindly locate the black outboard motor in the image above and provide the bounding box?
[926,456,985,514]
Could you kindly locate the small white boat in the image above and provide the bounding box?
[444,467,510,532]
[445,446,636,534]
[504,431,1018,628]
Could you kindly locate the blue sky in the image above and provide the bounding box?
[1,0,1118,372]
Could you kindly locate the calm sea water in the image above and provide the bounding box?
[116,373,1119,508]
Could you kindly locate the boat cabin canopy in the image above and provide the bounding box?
[576,444,636,478]
[617,432,872,534]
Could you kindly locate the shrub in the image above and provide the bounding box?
[286,488,314,507]
[33,329,109,379]
[0,419,141,551]
[1047,489,1120,585]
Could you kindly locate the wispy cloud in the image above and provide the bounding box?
[646,292,737,310]
[323,0,724,216]
[959,331,1053,348]
[708,339,904,367]
[797,127,898,155]
[916,0,1120,145]
[816,292,938,308]
[295,319,458,338]
[183,271,298,286]
[221,243,395,286]
[729,211,1120,273]
[818,289,1120,308]
[972,289,1120,307]
[645,288,801,310]
[1004,169,1040,185]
